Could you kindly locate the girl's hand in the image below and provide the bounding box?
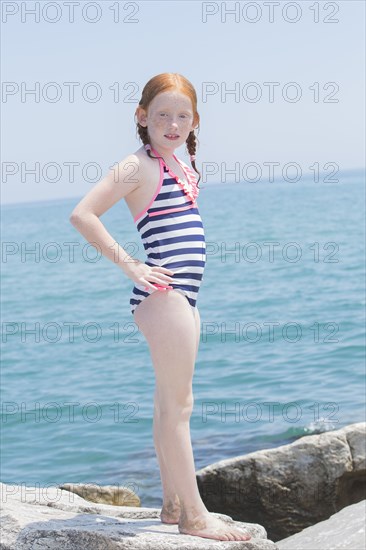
[124,260,175,291]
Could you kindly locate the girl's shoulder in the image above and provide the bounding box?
[126,146,147,167]
[129,146,158,172]
[122,146,161,189]
[105,148,149,194]
[120,147,151,182]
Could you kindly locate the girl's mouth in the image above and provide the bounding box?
[164,135,179,140]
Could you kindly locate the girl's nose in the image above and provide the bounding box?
[166,116,179,125]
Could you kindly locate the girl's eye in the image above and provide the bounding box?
[159,113,188,118]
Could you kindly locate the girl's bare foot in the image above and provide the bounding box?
[160,497,181,524]
[178,511,251,542]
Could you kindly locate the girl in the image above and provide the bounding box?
[70,73,250,542]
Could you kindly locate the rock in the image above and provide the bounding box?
[59,482,140,507]
[0,482,279,549]
[195,422,366,541]
[277,499,366,550]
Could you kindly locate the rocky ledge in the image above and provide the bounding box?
[1,422,364,549]
[0,482,277,549]
[277,499,365,550]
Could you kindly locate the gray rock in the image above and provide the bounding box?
[0,482,278,549]
[195,422,366,541]
[59,482,140,507]
[277,499,366,550]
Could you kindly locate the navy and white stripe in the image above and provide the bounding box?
[130,160,206,315]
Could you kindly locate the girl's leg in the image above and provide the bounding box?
[153,386,180,522]
[134,289,251,542]
[156,304,201,523]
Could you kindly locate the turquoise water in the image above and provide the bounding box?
[1,172,365,507]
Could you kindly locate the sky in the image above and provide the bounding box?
[1,0,365,204]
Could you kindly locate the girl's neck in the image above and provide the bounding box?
[149,144,176,162]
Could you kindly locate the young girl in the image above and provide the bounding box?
[70,73,250,542]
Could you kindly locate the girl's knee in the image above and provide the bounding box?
[155,391,194,416]
[156,381,194,403]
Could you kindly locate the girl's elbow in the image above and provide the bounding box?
[69,210,97,226]
[69,211,83,226]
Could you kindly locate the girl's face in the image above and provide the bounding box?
[138,91,198,153]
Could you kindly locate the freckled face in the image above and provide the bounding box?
[138,91,198,153]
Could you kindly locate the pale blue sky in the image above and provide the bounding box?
[1,0,365,204]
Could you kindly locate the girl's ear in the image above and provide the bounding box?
[193,113,200,130]
[136,106,148,127]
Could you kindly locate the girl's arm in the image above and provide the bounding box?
[69,155,142,278]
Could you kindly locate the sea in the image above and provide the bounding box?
[1,170,365,507]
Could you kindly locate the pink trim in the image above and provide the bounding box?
[133,159,164,223]
[172,153,190,184]
[173,154,198,182]
[172,153,199,202]
[173,153,196,183]
[148,201,197,217]
[150,147,199,203]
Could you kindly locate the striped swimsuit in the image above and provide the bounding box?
[129,147,206,315]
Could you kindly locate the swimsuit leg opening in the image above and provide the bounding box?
[168,288,195,320]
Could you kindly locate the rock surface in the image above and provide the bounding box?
[195,422,366,541]
[0,482,278,549]
[277,499,366,550]
[59,482,140,507]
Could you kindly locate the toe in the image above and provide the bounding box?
[234,529,242,540]
[217,530,230,541]
[240,529,251,540]
[235,531,243,541]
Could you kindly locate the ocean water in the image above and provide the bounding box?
[1,172,365,507]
